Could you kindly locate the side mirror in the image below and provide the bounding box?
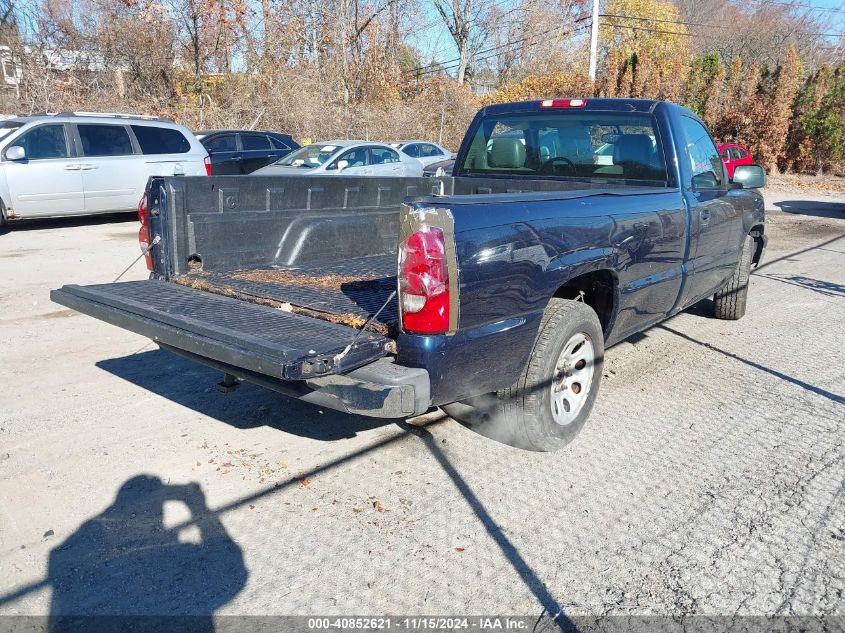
[692,172,719,189]
[6,145,25,161]
[336,159,349,172]
[732,164,766,189]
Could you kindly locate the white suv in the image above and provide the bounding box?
[0,112,209,227]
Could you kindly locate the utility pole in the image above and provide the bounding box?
[588,0,599,81]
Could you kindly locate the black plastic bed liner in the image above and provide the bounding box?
[175,254,399,333]
[51,280,391,380]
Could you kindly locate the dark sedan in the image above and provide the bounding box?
[196,130,299,175]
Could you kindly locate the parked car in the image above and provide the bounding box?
[0,112,208,229]
[254,140,423,177]
[592,142,614,165]
[389,140,455,168]
[196,130,299,175]
[423,158,455,177]
[718,142,753,179]
[54,98,767,452]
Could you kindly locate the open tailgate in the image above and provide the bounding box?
[51,280,391,380]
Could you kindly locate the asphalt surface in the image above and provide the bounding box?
[0,188,843,624]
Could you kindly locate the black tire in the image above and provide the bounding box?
[714,235,754,320]
[0,200,6,233]
[443,299,604,452]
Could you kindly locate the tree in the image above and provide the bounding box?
[431,0,490,84]
[797,63,845,173]
[702,58,725,129]
[598,0,691,99]
[761,44,802,171]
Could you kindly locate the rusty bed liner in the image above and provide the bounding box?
[173,254,399,337]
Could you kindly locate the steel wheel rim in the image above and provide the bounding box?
[550,332,595,426]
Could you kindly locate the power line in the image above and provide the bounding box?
[601,22,692,37]
[601,13,844,38]
[411,22,591,77]
[741,0,845,14]
[409,16,591,76]
[409,0,586,74]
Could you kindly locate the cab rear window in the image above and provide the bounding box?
[131,125,191,154]
[459,111,668,182]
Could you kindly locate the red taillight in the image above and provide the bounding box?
[540,98,587,108]
[399,227,449,334]
[138,194,154,271]
[203,155,211,176]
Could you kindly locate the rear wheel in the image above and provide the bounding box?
[0,200,7,233]
[443,299,604,451]
[714,235,754,320]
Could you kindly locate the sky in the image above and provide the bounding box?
[407,0,845,77]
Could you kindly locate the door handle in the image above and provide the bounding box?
[700,208,711,225]
[232,155,242,160]
[80,164,98,170]
[64,164,81,170]
[267,154,277,158]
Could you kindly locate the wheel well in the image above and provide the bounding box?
[553,270,617,334]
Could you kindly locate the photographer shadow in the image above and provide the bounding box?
[47,475,247,632]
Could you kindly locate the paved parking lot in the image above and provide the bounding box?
[1,188,843,622]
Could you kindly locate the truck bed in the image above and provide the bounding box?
[174,254,398,335]
[52,174,649,387]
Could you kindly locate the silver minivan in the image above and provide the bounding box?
[0,112,209,228]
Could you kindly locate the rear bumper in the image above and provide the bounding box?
[164,345,431,418]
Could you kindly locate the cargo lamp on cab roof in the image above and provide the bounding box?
[540,99,587,108]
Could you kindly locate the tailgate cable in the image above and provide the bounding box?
[113,235,161,283]
[334,290,397,363]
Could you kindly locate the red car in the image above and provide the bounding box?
[718,143,753,179]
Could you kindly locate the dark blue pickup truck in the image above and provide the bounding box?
[52,98,767,451]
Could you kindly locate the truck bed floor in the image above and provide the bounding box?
[175,254,398,333]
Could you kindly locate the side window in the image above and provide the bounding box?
[77,124,134,157]
[333,147,368,168]
[403,143,420,158]
[680,117,723,188]
[270,136,291,151]
[420,144,442,157]
[13,124,69,159]
[371,146,400,164]
[131,125,190,154]
[734,147,747,159]
[241,134,271,151]
[204,134,237,152]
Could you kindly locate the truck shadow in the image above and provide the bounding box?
[96,348,394,441]
[681,298,716,319]
[5,212,135,233]
[774,200,845,219]
[45,475,247,632]
[657,324,845,406]
[1,416,574,630]
[755,273,845,298]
